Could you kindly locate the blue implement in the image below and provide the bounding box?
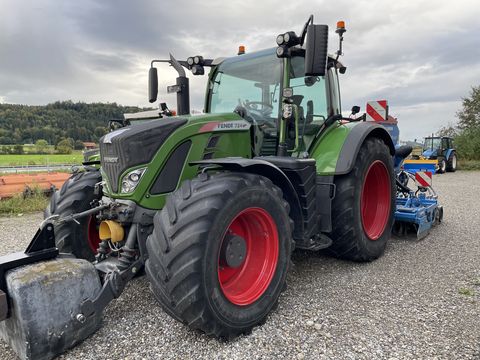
[394,191,442,239]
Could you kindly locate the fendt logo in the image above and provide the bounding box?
[199,120,251,133]
[103,157,119,163]
[216,121,250,130]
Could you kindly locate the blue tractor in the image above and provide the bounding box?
[419,136,457,173]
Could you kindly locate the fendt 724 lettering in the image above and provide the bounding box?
[1,16,408,359]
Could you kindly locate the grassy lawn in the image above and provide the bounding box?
[459,159,480,170]
[0,151,84,166]
[0,192,49,215]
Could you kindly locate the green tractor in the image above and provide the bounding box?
[0,17,395,360]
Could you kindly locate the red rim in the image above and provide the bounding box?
[361,160,391,240]
[218,207,279,306]
[87,215,101,253]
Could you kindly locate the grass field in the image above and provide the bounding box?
[0,151,84,166]
[0,191,49,215]
[459,159,480,170]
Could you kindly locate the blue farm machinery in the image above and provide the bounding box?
[364,100,443,239]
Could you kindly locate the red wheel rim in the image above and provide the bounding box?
[361,160,391,240]
[218,207,279,306]
[87,215,101,253]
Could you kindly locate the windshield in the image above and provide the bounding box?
[209,49,282,115]
[423,138,441,150]
[208,49,329,156]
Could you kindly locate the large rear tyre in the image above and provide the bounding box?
[45,170,102,261]
[329,137,395,261]
[446,153,457,172]
[145,172,293,338]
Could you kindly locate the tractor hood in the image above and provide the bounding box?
[100,117,187,192]
[422,148,437,158]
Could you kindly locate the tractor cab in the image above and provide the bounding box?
[205,48,341,156]
[422,136,454,159]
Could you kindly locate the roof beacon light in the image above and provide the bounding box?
[336,20,346,35]
[335,20,347,60]
[238,45,245,55]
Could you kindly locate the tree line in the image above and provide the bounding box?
[0,101,148,146]
[437,86,480,160]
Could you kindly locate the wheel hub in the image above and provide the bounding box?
[221,233,247,268]
[217,207,279,306]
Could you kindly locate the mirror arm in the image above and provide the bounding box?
[300,14,314,46]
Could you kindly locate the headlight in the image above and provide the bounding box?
[276,34,284,45]
[121,168,146,194]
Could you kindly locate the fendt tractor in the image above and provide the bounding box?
[0,17,401,359]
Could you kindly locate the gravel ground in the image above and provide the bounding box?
[0,171,479,359]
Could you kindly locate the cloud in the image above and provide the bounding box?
[0,0,478,140]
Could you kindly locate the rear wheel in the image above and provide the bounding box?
[329,137,395,261]
[45,170,102,261]
[145,172,293,338]
[446,153,457,172]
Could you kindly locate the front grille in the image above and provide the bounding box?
[99,118,187,192]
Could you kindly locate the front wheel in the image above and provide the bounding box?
[45,170,102,261]
[145,172,293,338]
[329,137,395,261]
[437,158,446,174]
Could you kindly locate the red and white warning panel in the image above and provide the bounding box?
[366,100,388,122]
[415,171,433,188]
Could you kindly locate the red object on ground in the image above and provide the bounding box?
[0,172,70,199]
[218,207,279,306]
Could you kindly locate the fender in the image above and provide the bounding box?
[311,121,395,175]
[444,148,454,160]
[191,158,305,240]
[335,122,395,174]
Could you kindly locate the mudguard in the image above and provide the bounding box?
[191,158,305,240]
[444,148,454,160]
[335,122,394,174]
[311,121,395,175]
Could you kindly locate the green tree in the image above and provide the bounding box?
[94,126,107,139]
[436,124,457,138]
[74,140,85,150]
[12,144,24,154]
[35,139,49,154]
[453,86,480,160]
[457,86,480,130]
[56,139,73,154]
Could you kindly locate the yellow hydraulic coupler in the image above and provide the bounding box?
[99,220,124,243]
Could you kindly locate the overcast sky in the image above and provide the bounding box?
[1,0,479,140]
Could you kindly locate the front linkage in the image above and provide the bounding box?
[0,201,146,360]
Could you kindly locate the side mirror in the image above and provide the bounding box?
[351,105,360,115]
[305,24,328,77]
[148,67,158,103]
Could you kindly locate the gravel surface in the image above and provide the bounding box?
[0,171,479,359]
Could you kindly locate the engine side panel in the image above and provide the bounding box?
[101,113,252,210]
